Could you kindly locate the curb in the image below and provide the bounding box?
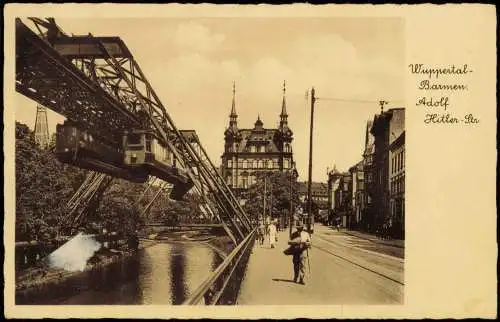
[343,231,405,249]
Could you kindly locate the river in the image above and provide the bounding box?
[34,242,223,305]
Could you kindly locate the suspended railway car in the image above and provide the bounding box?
[55,121,148,183]
[122,130,194,201]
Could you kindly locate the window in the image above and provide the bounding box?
[260,146,266,153]
[267,160,273,169]
[242,177,248,189]
[251,146,256,153]
[238,160,243,168]
[128,133,142,145]
[284,159,289,169]
[258,160,263,168]
[227,176,232,185]
[228,160,232,168]
[243,160,247,169]
[253,160,258,169]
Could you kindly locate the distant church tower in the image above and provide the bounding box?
[34,104,50,149]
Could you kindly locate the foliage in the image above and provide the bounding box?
[15,122,86,241]
[94,179,144,235]
[144,188,209,225]
[243,171,300,222]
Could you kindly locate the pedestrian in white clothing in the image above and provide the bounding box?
[268,221,278,248]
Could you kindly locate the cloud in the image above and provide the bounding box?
[172,21,225,54]
[290,34,363,73]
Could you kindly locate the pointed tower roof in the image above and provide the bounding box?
[280,80,288,117]
[279,80,291,136]
[230,81,237,117]
[225,81,239,137]
[255,114,263,127]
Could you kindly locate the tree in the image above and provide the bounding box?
[243,171,300,223]
[15,122,86,241]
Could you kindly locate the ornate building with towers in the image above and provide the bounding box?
[221,81,295,198]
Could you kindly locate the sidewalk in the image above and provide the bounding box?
[237,228,404,305]
[340,229,404,248]
[237,230,320,305]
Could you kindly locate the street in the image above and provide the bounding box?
[237,223,404,305]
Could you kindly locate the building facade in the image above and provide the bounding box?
[370,107,405,233]
[337,173,353,228]
[362,120,376,232]
[349,161,364,229]
[326,171,352,228]
[220,82,295,198]
[389,130,405,239]
[327,168,342,225]
[298,182,329,210]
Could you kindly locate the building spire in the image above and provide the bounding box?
[280,80,288,127]
[229,81,238,129]
[230,81,237,117]
[254,113,263,129]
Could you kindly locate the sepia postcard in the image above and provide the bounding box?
[3,3,497,319]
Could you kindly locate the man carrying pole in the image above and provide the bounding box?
[287,221,311,284]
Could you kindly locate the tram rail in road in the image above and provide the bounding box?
[313,234,405,286]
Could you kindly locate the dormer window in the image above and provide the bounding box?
[250,146,256,153]
[260,146,266,153]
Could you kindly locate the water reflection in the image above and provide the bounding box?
[169,244,187,304]
[45,242,222,305]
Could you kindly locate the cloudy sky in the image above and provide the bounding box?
[15,17,404,182]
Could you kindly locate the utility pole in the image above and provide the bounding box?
[269,177,273,221]
[307,87,316,234]
[263,176,267,220]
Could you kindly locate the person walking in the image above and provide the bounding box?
[268,220,278,248]
[288,221,311,284]
[258,221,265,246]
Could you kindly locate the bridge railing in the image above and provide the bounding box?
[182,228,257,305]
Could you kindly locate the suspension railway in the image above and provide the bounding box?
[15,17,256,305]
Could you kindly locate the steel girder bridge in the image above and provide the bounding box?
[15,18,256,305]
